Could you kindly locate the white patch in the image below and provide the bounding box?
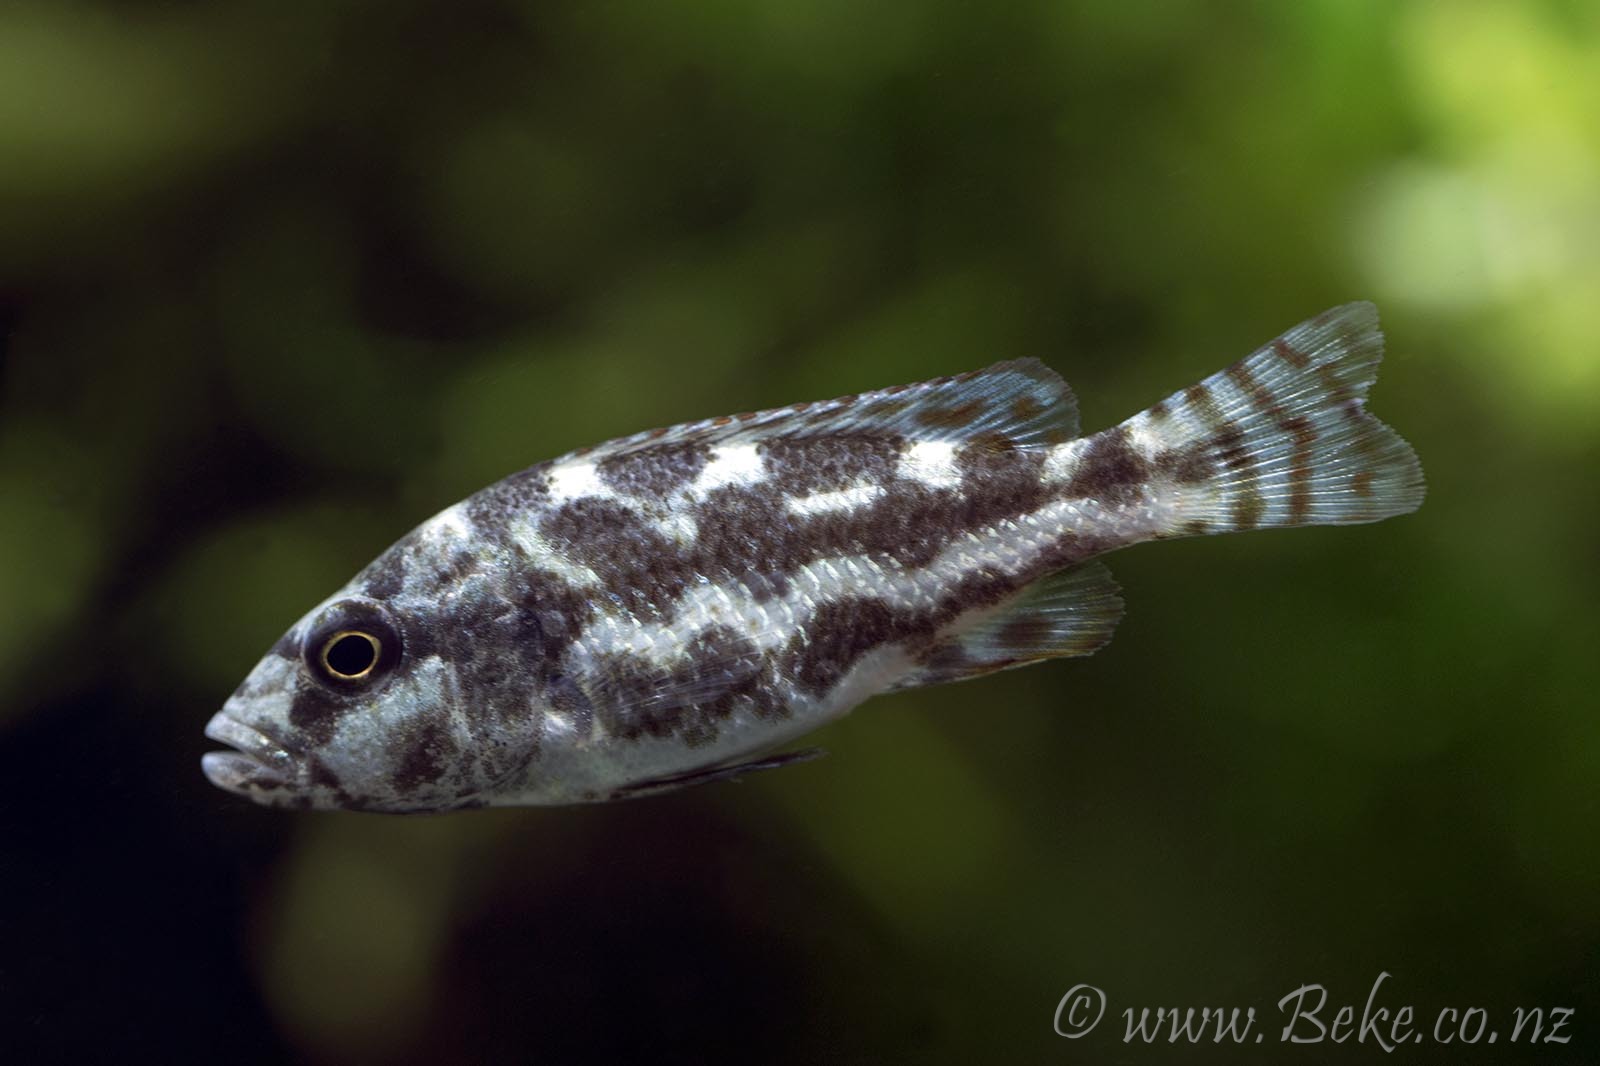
[693,443,764,493]
[548,461,608,503]
[787,480,884,517]
[654,511,700,544]
[1203,372,1254,425]
[1042,438,1088,483]
[803,642,915,724]
[899,440,960,489]
[334,653,448,752]
[418,503,473,547]
[508,517,604,588]
[220,654,299,721]
[1122,415,1171,460]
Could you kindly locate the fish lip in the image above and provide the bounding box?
[202,712,296,792]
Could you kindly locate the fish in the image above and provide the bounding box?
[202,301,1424,813]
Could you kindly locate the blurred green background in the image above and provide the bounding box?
[2,0,1596,1062]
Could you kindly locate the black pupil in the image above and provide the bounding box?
[326,633,378,677]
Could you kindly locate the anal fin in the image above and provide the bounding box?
[895,561,1124,689]
[609,748,825,800]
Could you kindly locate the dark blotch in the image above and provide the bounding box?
[306,756,353,806]
[784,599,904,697]
[740,569,792,603]
[997,614,1053,652]
[1064,427,1149,506]
[1184,383,1224,429]
[690,439,1054,581]
[464,464,553,537]
[783,570,1019,698]
[540,498,689,617]
[1272,338,1310,369]
[1232,490,1265,531]
[408,549,480,599]
[955,441,1049,518]
[861,398,911,420]
[1212,425,1251,471]
[1226,361,1277,417]
[1154,442,1214,485]
[1012,394,1046,422]
[1285,414,1317,524]
[590,626,765,747]
[758,435,905,494]
[597,443,711,498]
[869,484,965,568]
[692,486,803,579]
[466,578,584,733]
[693,459,1046,580]
[1316,364,1356,408]
[359,547,410,601]
[288,686,350,748]
[1283,414,1316,449]
[913,399,985,431]
[391,718,459,794]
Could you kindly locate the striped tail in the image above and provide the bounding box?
[1123,301,1425,535]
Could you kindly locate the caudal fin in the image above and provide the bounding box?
[1124,301,1425,534]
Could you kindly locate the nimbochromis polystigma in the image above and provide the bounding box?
[204,302,1423,812]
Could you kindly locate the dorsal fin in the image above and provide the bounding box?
[895,561,1124,689]
[563,358,1081,464]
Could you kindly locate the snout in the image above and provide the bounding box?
[201,711,297,799]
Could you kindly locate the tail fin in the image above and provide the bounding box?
[1124,302,1425,534]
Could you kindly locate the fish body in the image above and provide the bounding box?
[203,302,1424,812]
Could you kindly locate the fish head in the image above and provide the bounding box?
[202,524,554,812]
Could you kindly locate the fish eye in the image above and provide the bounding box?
[321,630,381,681]
[305,601,401,688]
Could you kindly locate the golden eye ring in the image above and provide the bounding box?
[319,630,383,682]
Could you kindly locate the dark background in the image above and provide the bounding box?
[2,1,1596,1063]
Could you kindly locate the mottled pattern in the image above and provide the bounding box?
[1064,427,1149,507]
[597,443,710,498]
[203,302,1424,812]
[759,436,904,493]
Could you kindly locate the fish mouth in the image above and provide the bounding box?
[202,712,296,794]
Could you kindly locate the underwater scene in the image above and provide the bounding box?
[1,1,1596,1062]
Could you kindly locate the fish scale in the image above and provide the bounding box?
[203,302,1424,812]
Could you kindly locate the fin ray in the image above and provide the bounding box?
[564,358,1080,464]
[1125,301,1425,532]
[610,748,825,799]
[895,561,1124,689]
